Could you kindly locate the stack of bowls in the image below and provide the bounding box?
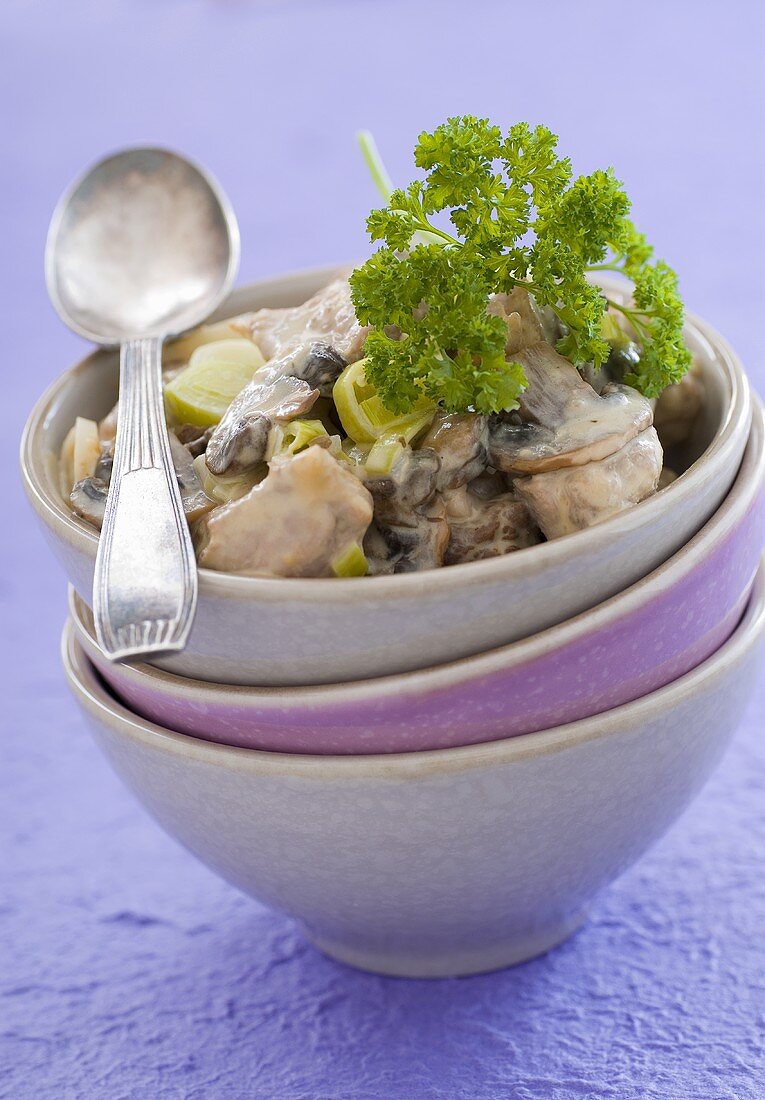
[22,269,765,977]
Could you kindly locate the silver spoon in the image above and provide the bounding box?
[46,147,240,661]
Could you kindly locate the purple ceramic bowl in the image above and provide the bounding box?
[70,403,765,755]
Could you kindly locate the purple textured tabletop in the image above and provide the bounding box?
[2,1,765,1097]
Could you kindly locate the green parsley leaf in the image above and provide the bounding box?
[351,117,691,413]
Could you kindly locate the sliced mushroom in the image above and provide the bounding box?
[94,438,114,482]
[244,279,369,364]
[513,427,663,540]
[362,522,397,575]
[197,446,374,577]
[205,372,319,476]
[467,468,508,500]
[67,431,211,531]
[289,342,347,397]
[420,413,488,490]
[366,498,450,574]
[443,487,541,565]
[359,445,448,572]
[488,342,653,475]
[603,339,642,385]
[653,365,704,449]
[175,423,213,458]
[362,447,440,523]
[70,477,109,528]
[168,433,215,522]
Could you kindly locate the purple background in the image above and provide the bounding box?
[3,1,764,1097]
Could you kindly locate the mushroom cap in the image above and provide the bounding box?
[290,342,347,397]
[489,342,653,475]
[363,447,440,523]
[421,413,489,491]
[70,477,109,529]
[513,426,663,540]
[168,433,215,522]
[205,372,319,476]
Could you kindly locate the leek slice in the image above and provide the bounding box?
[266,419,329,461]
[331,541,369,577]
[333,359,435,443]
[364,435,405,476]
[165,318,258,363]
[165,340,266,428]
[192,454,264,505]
[73,417,101,484]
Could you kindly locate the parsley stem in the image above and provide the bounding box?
[414,219,460,246]
[606,298,652,339]
[357,130,394,202]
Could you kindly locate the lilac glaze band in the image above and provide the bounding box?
[78,470,765,755]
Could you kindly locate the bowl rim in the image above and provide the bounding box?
[63,555,765,777]
[22,265,751,604]
[69,400,765,704]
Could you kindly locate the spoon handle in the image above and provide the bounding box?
[93,337,198,660]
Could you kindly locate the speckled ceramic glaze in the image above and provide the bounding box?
[23,268,752,686]
[62,564,765,978]
[68,405,765,754]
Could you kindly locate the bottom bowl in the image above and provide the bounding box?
[63,563,765,978]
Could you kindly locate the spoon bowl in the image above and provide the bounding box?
[46,148,239,343]
[45,147,240,661]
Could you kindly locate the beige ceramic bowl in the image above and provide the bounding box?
[63,559,765,977]
[25,266,751,685]
[66,402,765,753]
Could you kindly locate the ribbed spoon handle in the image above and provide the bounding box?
[93,336,198,660]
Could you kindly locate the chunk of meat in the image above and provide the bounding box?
[489,342,653,474]
[443,487,540,564]
[205,371,319,475]
[196,446,373,577]
[244,279,369,364]
[420,413,488,490]
[513,427,663,540]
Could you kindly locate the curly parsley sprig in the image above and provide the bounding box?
[350,119,691,414]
